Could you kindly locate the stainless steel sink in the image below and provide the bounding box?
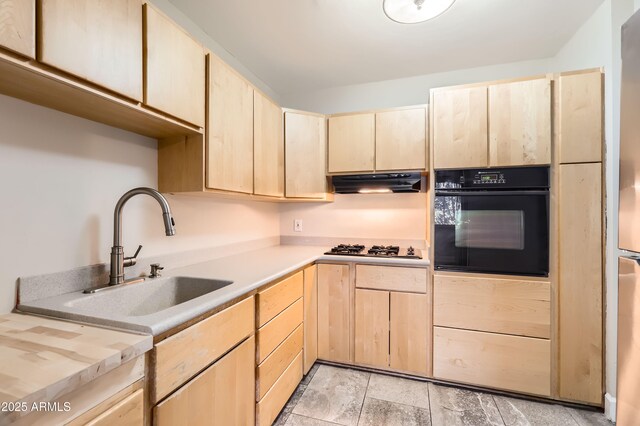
[18,275,235,335]
[66,276,233,317]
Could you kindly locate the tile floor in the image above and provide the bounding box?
[274,364,612,426]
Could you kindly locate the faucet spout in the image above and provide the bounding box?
[109,187,176,285]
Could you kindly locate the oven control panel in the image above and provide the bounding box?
[436,166,549,190]
[472,172,506,185]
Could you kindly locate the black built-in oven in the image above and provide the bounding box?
[434,167,550,277]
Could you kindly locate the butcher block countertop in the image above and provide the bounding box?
[0,313,151,413]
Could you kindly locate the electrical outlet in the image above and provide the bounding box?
[294,219,303,232]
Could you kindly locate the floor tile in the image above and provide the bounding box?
[286,414,342,425]
[566,407,612,426]
[274,384,308,425]
[301,363,321,385]
[366,373,430,410]
[358,397,431,426]
[493,396,578,426]
[428,383,504,426]
[293,365,370,426]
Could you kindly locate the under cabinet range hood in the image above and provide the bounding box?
[331,172,422,194]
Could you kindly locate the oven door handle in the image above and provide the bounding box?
[435,190,549,196]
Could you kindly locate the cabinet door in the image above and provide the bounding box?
[0,0,34,58]
[433,87,488,169]
[489,78,551,166]
[375,108,426,171]
[285,112,327,198]
[317,264,350,363]
[355,289,389,368]
[390,292,429,375]
[154,336,255,426]
[558,71,603,163]
[558,163,602,404]
[328,113,375,173]
[303,265,318,374]
[254,91,284,197]
[39,0,142,101]
[144,4,205,126]
[85,389,143,426]
[207,55,253,193]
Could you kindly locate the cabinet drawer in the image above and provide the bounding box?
[433,327,550,396]
[356,265,427,293]
[257,271,303,327]
[257,298,303,363]
[256,351,303,426]
[434,274,551,338]
[85,389,143,426]
[257,324,303,401]
[152,296,254,402]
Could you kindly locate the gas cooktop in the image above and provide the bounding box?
[324,244,422,259]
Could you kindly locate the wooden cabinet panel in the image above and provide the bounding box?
[85,389,143,426]
[152,296,254,402]
[303,265,318,374]
[433,327,550,396]
[144,4,205,126]
[256,325,303,401]
[0,0,34,58]
[433,86,488,169]
[354,289,389,368]
[257,271,303,327]
[390,292,429,376]
[285,111,327,199]
[558,163,603,404]
[39,0,142,101]
[257,298,303,363]
[254,91,284,197]
[375,107,427,171]
[489,78,551,166]
[154,336,255,426]
[433,274,551,339]
[356,265,427,293]
[328,113,375,173]
[207,54,254,193]
[256,352,303,426]
[317,264,351,363]
[558,71,603,164]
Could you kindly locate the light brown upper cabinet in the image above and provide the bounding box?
[328,113,375,173]
[39,0,142,101]
[558,70,603,164]
[144,4,205,127]
[489,78,551,166]
[432,86,488,169]
[207,54,254,193]
[376,107,427,171]
[254,91,284,197]
[0,0,35,58]
[285,111,327,199]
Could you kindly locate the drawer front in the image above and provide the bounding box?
[256,351,303,426]
[257,298,303,363]
[257,325,303,400]
[257,271,304,327]
[153,296,255,402]
[434,274,551,338]
[85,389,143,426]
[433,327,550,396]
[356,265,427,293]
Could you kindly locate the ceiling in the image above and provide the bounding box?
[169,0,604,95]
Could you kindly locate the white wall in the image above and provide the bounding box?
[0,95,280,314]
[279,194,427,242]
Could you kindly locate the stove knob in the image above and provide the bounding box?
[407,246,415,255]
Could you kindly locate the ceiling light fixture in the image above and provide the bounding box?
[383,0,456,24]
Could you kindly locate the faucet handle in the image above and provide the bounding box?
[123,245,143,267]
[150,263,164,278]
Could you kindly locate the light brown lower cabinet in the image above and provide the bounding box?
[355,289,390,368]
[390,292,429,375]
[433,327,550,396]
[84,389,144,426]
[303,265,318,374]
[154,336,256,426]
[317,264,351,363]
[256,352,303,426]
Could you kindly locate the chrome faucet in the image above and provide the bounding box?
[108,187,176,285]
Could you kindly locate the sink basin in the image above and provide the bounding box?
[66,276,233,317]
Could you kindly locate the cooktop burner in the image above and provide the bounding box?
[325,244,422,259]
